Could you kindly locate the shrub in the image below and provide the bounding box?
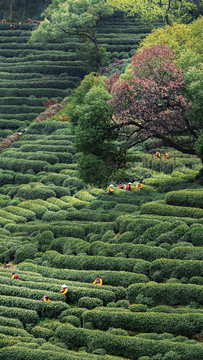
[18,261,149,287]
[31,326,54,340]
[0,209,26,223]
[165,190,203,209]
[36,231,54,251]
[4,206,36,221]
[127,282,203,306]
[78,297,103,310]
[61,315,81,327]
[14,244,38,263]
[0,306,39,325]
[82,308,203,336]
[150,259,203,280]
[141,202,203,219]
[55,323,203,359]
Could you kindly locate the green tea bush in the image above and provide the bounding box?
[0,209,26,223]
[4,206,36,221]
[74,191,95,202]
[52,225,86,239]
[0,305,39,325]
[155,224,189,245]
[165,190,203,208]
[186,224,203,246]
[82,308,203,336]
[61,315,81,327]
[0,158,48,174]
[0,325,30,338]
[78,297,103,309]
[141,202,203,219]
[89,242,169,261]
[18,262,148,287]
[0,316,23,329]
[55,324,203,359]
[169,246,203,260]
[41,173,68,186]
[0,295,68,318]
[46,197,72,210]
[14,244,38,263]
[36,231,54,251]
[17,201,48,219]
[41,251,140,272]
[150,259,203,281]
[127,282,203,306]
[31,326,54,341]
[0,171,15,186]
[15,173,37,184]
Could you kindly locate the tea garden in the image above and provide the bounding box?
[0,12,202,360]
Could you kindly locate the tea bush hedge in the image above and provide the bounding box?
[165,190,203,208]
[0,316,23,329]
[0,295,68,318]
[141,202,203,219]
[0,306,39,325]
[4,206,36,221]
[41,251,142,272]
[18,262,149,287]
[82,309,203,336]
[55,324,203,359]
[89,242,169,261]
[127,282,203,306]
[150,259,203,281]
[78,297,103,309]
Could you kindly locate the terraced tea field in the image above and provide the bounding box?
[0,119,202,359]
[0,18,162,139]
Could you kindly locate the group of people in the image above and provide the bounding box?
[109,181,143,194]
[11,272,102,303]
[1,19,22,30]
[155,150,169,159]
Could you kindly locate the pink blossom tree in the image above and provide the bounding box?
[107,45,196,155]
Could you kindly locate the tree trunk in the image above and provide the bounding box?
[9,0,15,22]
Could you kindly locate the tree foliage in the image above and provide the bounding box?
[107,45,196,155]
[107,0,198,25]
[67,73,124,186]
[29,0,113,72]
[139,17,203,155]
[68,46,199,185]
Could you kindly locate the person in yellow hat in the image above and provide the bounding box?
[108,184,114,195]
[93,275,102,285]
[60,284,69,303]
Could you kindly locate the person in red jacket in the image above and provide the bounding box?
[11,272,19,280]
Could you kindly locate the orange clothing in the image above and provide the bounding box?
[11,273,19,280]
[109,186,114,195]
[155,151,161,158]
[163,153,169,159]
[136,183,143,189]
[93,277,102,285]
[42,297,50,302]
[61,287,68,295]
